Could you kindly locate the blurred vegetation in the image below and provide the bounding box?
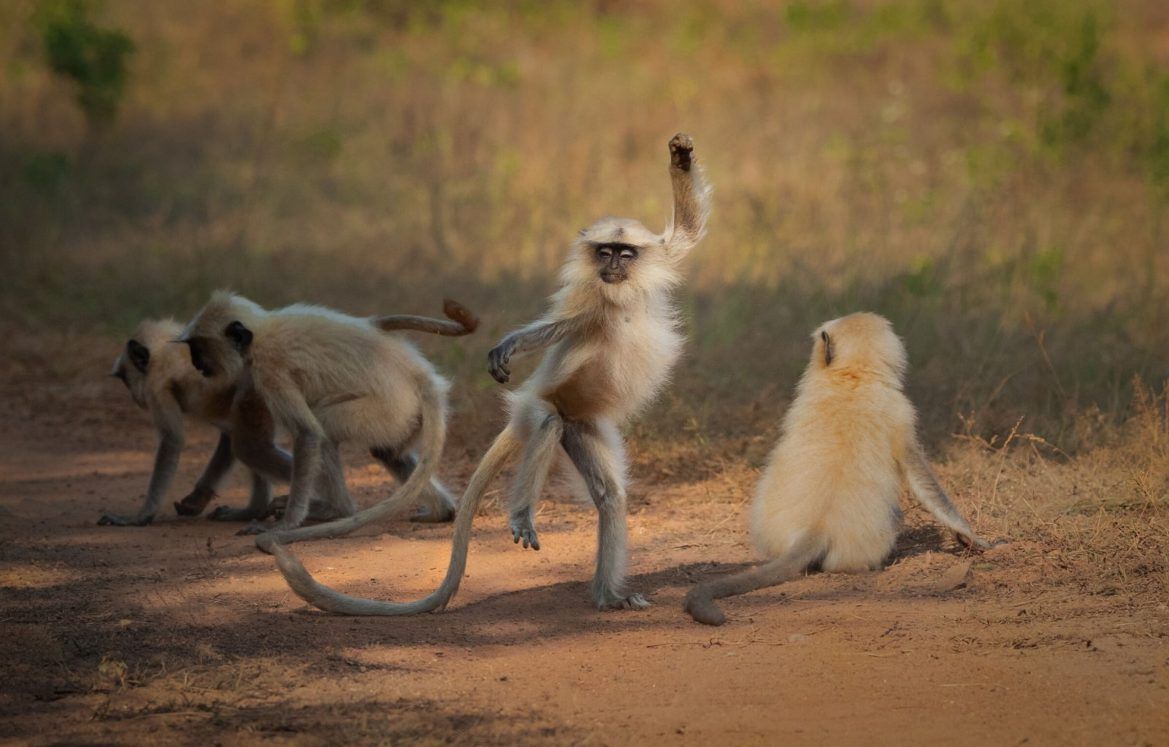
[0,0,1166,468]
[35,0,134,132]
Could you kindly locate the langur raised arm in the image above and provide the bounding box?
[664,133,712,259]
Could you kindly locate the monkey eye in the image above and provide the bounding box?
[619,247,637,260]
[596,246,613,259]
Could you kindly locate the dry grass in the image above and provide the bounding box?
[0,0,1166,588]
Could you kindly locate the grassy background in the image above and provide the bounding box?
[1,0,1167,471]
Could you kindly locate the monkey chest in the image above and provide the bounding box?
[548,319,680,419]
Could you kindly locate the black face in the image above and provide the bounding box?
[595,242,638,284]
[185,337,215,377]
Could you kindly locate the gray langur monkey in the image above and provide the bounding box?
[100,317,289,526]
[267,132,712,613]
[684,313,991,626]
[101,301,476,527]
[178,295,474,538]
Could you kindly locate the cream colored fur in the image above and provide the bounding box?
[685,313,988,626]
[180,292,455,539]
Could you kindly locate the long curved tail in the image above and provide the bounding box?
[255,378,448,551]
[266,426,521,615]
[373,299,479,337]
[683,535,823,626]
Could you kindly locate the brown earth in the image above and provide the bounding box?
[1,336,1167,746]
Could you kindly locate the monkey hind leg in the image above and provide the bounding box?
[684,535,824,626]
[371,449,456,523]
[507,412,564,551]
[561,420,644,610]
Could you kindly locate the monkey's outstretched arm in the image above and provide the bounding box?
[901,442,990,551]
[664,132,711,259]
[99,398,185,526]
[173,432,236,516]
[684,535,823,626]
[487,318,576,384]
[373,299,479,337]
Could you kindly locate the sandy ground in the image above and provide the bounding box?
[1,341,1167,746]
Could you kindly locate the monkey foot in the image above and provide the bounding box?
[97,512,152,527]
[174,490,214,516]
[236,522,270,536]
[509,514,540,550]
[596,591,651,611]
[956,531,993,552]
[669,133,694,171]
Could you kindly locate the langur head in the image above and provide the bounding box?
[111,319,183,409]
[178,291,265,383]
[811,313,907,385]
[561,217,681,305]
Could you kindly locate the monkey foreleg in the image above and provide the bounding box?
[239,430,322,534]
[372,450,456,523]
[488,320,574,384]
[174,433,236,516]
[99,429,183,526]
[902,445,991,551]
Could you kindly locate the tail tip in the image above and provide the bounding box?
[442,298,479,334]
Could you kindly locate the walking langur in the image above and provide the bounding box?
[683,313,990,626]
[178,294,472,536]
[101,300,475,527]
[266,132,712,613]
[99,317,300,526]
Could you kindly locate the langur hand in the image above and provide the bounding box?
[488,340,515,384]
[669,133,694,172]
[955,530,992,552]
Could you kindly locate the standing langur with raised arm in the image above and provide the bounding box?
[176,296,476,535]
[684,313,991,626]
[269,132,712,613]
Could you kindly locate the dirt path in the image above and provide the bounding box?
[1,351,1167,745]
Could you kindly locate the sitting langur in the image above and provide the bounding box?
[267,132,712,613]
[684,313,990,626]
[100,301,476,527]
[179,294,472,537]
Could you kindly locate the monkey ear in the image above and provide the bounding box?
[224,321,253,352]
[821,330,834,366]
[126,339,150,374]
